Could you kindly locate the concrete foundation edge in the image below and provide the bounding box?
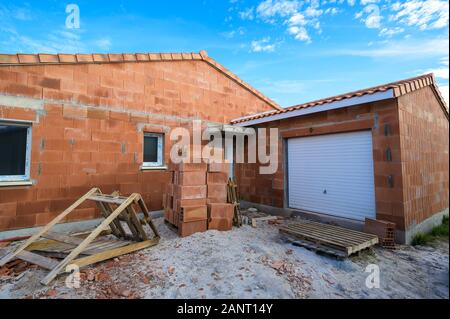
[403,208,449,245]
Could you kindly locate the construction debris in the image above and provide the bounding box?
[280,220,379,258]
[0,188,160,285]
[364,218,396,249]
[241,209,284,227]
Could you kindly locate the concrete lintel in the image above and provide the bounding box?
[0,94,44,110]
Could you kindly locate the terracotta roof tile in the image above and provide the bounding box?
[171,53,183,60]
[38,54,59,63]
[76,54,94,63]
[108,54,124,62]
[92,54,109,63]
[0,54,18,64]
[231,73,448,124]
[136,53,150,61]
[0,51,281,111]
[58,54,77,63]
[18,54,39,64]
[123,53,137,62]
[182,53,193,60]
[160,53,172,60]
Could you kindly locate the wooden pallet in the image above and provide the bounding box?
[0,188,160,285]
[280,220,379,258]
[227,178,242,227]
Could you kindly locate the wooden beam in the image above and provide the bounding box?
[42,232,84,246]
[70,238,159,269]
[17,251,59,270]
[0,188,100,267]
[40,193,139,285]
[88,195,127,205]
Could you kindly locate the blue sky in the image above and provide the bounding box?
[0,0,448,107]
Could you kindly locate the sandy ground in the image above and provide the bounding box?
[0,216,448,299]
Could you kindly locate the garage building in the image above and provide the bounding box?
[233,74,449,244]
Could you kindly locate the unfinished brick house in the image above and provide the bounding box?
[0,51,448,244]
[0,51,280,232]
[232,74,449,243]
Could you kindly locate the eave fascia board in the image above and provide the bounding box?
[233,89,395,127]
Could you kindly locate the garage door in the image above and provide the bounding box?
[287,130,376,221]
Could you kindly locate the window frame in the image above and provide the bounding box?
[142,132,164,168]
[0,120,32,183]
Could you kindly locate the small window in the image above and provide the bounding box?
[143,133,164,167]
[0,121,32,182]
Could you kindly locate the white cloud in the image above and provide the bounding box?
[256,0,300,19]
[379,26,404,37]
[391,0,449,30]
[239,7,255,20]
[325,7,340,15]
[360,0,380,5]
[263,79,306,93]
[221,27,245,39]
[251,37,277,52]
[330,37,449,58]
[424,57,449,79]
[438,84,449,105]
[288,12,307,26]
[288,26,311,42]
[360,4,383,29]
[94,38,112,51]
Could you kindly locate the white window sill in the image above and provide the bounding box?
[140,165,168,171]
[0,180,33,187]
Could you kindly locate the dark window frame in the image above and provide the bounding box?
[142,132,164,168]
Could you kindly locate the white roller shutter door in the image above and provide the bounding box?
[287,130,376,221]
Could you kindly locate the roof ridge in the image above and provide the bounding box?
[0,51,282,111]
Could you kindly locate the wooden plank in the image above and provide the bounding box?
[301,221,377,240]
[285,224,371,246]
[285,223,377,243]
[27,240,74,252]
[102,202,128,238]
[82,240,131,255]
[127,206,148,241]
[302,221,378,239]
[0,188,100,267]
[96,201,122,238]
[280,228,351,254]
[136,196,160,238]
[280,223,378,256]
[121,209,140,241]
[70,238,159,269]
[288,238,348,258]
[17,251,59,270]
[282,226,363,248]
[41,194,139,285]
[88,195,127,205]
[41,232,84,246]
[289,227,377,255]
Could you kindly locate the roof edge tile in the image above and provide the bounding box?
[231,73,449,124]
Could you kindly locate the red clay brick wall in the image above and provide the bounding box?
[0,61,274,231]
[236,99,407,229]
[397,86,449,229]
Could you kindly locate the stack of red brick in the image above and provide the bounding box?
[163,162,234,237]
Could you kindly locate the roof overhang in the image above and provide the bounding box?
[233,89,395,127]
